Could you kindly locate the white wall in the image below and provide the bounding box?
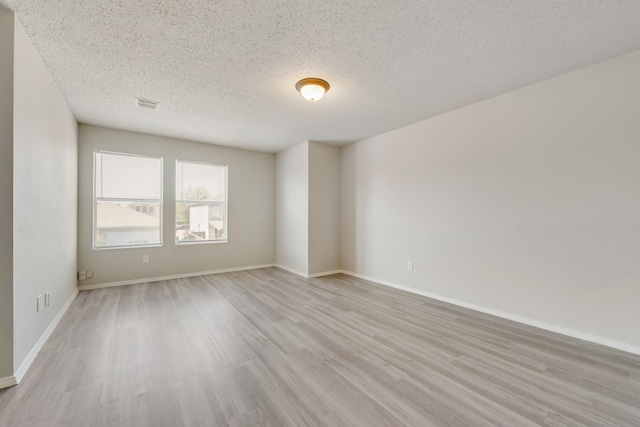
[275,141,309,275]
[13,17,78,372]
[309,142,341,275]
[78,125,275,285]
[341,50,640,351]
[0,7,15,383]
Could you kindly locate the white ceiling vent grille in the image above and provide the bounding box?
[135,97,159,110]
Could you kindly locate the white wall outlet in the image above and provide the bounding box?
[407,261,413,271]
[78,270,87,280]
[86,271,93,278]
[37,294,42,312]
[143,255,150,264]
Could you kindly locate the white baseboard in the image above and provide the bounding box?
[274,265,342,279]
[341,270,640,356]
[14,287,79,384]
[0,375,17,390]
[78,264,276,291]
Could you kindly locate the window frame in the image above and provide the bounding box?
[93,150,164,250]
[175,159,228,245]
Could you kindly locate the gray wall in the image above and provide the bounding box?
[275,140,341,277]
[77,125,275,285]
[0,7,15,382]
[12,17,78,371]
[341,50,640,351]
[308,142,341,275]
[275,141,309,275]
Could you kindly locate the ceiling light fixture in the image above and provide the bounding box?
[295,78,330,102]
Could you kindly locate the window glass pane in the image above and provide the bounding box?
[176,203,225,242]
[95,201,161,247]
[176,160,227,243]
[95,152,162,199]
[94,151,163,249]
[176,161,226,202]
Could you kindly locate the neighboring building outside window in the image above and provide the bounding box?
[175,160,227,244]
[93,151,163,249]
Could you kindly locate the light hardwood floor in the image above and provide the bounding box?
[1,268,639,426]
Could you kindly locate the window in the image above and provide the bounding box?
[176,160,227,244]
[94,151,163,249]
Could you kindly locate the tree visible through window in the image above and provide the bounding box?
[175,160,227,243]
[93,151,163,249]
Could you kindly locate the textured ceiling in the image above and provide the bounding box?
[2,1,640,153]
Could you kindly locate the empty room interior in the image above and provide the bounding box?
[1,1,640,426]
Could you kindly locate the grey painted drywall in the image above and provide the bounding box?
[275,141,340,276]
[275,141,309,275]
[341,50,640,349]
[77,125,275,285]
[308,142,340,275]
[0,7,14,380]
[12,17,78,370]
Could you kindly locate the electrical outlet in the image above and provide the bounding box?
[86,271,93,278]
[78,270,87,280]
[143,255,150,264]
[407,261,413,271]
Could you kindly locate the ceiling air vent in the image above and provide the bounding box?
[135,97,159,110]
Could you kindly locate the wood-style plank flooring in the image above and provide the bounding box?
[1,268,639,426]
